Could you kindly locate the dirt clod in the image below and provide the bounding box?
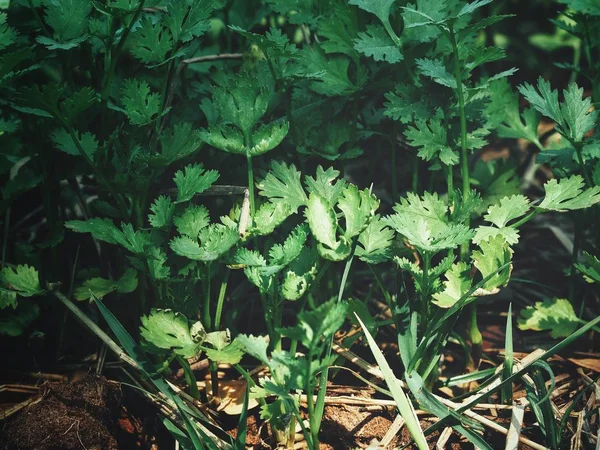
[0,374,121,450]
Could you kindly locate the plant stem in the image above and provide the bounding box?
[571,140,592,187]
[246,153,256,217]
[176,355,200,399]
[420,253,431,327]
[214,269,230,330]
[202,263,212,331]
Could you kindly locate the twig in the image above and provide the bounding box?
[504,401,525,450]
[436,427,453,450]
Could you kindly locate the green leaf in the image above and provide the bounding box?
[171,222,239,262]
[349,0,397,26]
[0,302,39,337]
[147,248,170,280]
[574,252,600,284]
[249,121,289,156]
[337,184,379,239]
[205,339,244,365]
[517,298,579,339]
[384,192,472,253]
[0,291,17,310]
[432,262,472,308]
[280,248,318,300]
[558,0,600,15]
[65,218,121,245]
[518,78,598,142]
[200,124,245,154]
[539,175,600,211]
[173,163,219,203]
[486,79,540,144]
[472,226,520,246]
[401,1,445,43]
[457,0,492,17]
[354,25,402,63]
[471,235,512,292]
[257,161,307,212]
[384,83,432,124]
[305,193,337,249]
[42,0,91,46]
[140,309,201,358]
[237,334,270,365]
[269,224,309,266]
[0,13,17,51]
[484,194,530,228]
[120,79,162,126]
[74,268,138,301]
[155,123,203,165]
[234,248,267,267]
[213,72,270,136]
[165,0,214,44]
[61,87,98,121]
[416,58,456,89]
[280,300,348,348]
[173,205,210,238]
[356,215,394,264]
[251,201,294,236]
[318,5,359,57]
[148,195,175,229]
[304,166,347,207]
[50,128,98,158]
[405,119,458,166]
[0,265,42,297]
[130,17,173,64]
[302,48,358,96]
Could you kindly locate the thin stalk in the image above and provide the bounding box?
[214,269,230,330]
[446,164,454,211]
[27,0,51,36]
[312,238,359,445]
[202,263,212,331]
[246,153,256,217]
[420,253,431,328]
[392,147,398,201]
[412,154,419,193]
[571,141,592,187]
[176,355,200,400]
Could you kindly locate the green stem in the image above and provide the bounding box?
[412,153,419,193]
[392,146,398,201]
[446,164,454,211]
[27,0,51,36]
[203,263,212,330]
[176,355,200,399]
[571,140,592,187]
[420,253,431,331]
[246,153,256,217]
[569,218,582,304]
[214,269,230,330]
[449,27,470,261]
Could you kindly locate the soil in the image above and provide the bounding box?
[0,375,121,450]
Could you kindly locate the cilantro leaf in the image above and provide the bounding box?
[302,48,358,96]
[269,224,309,266]
[484,195,530,228]
[130,18,173,65]
[558,0,600,15]
[147,248,170,280]
[304,166,347,206]
[457,0,493,17]
[173,205,210,238]
[432,262,472,308]
[251,202,294,236]
[384,83,432,124]
[356,215,394,264]
[148,195,174,229]
[574,252,600,284]
[405,119,458,166]
[384,192,473,253]
[0,13,17,51]
[165,0,214,44]
[0,302,39,337]
[75,268,138,301]
[173,163,219,203]
[40,0,91,49]
[257,161,307,212]
[349,0,396,23]
[213,72,270,136]
[517,298,579,338]
[305,193,337,249]
[471,235,512,292]
[65,219,151,254]
[281,247,318,300]
[337,184,379,239]
[51,128,98,158]
[170,222,239,262]
[154,123,203,165]
[354,25,403,63]
[205,338,244,365]
[140,309,201,358]
[416,58,457,89]
[120,79,162,126]
[0,265,43,297]
[518,78,597,142]
[539,175,600,211]
[234,248,267,267]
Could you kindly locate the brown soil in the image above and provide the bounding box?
[0,374,121,450]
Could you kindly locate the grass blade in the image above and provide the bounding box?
[355,314,429,450]
[501,304,514,404]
